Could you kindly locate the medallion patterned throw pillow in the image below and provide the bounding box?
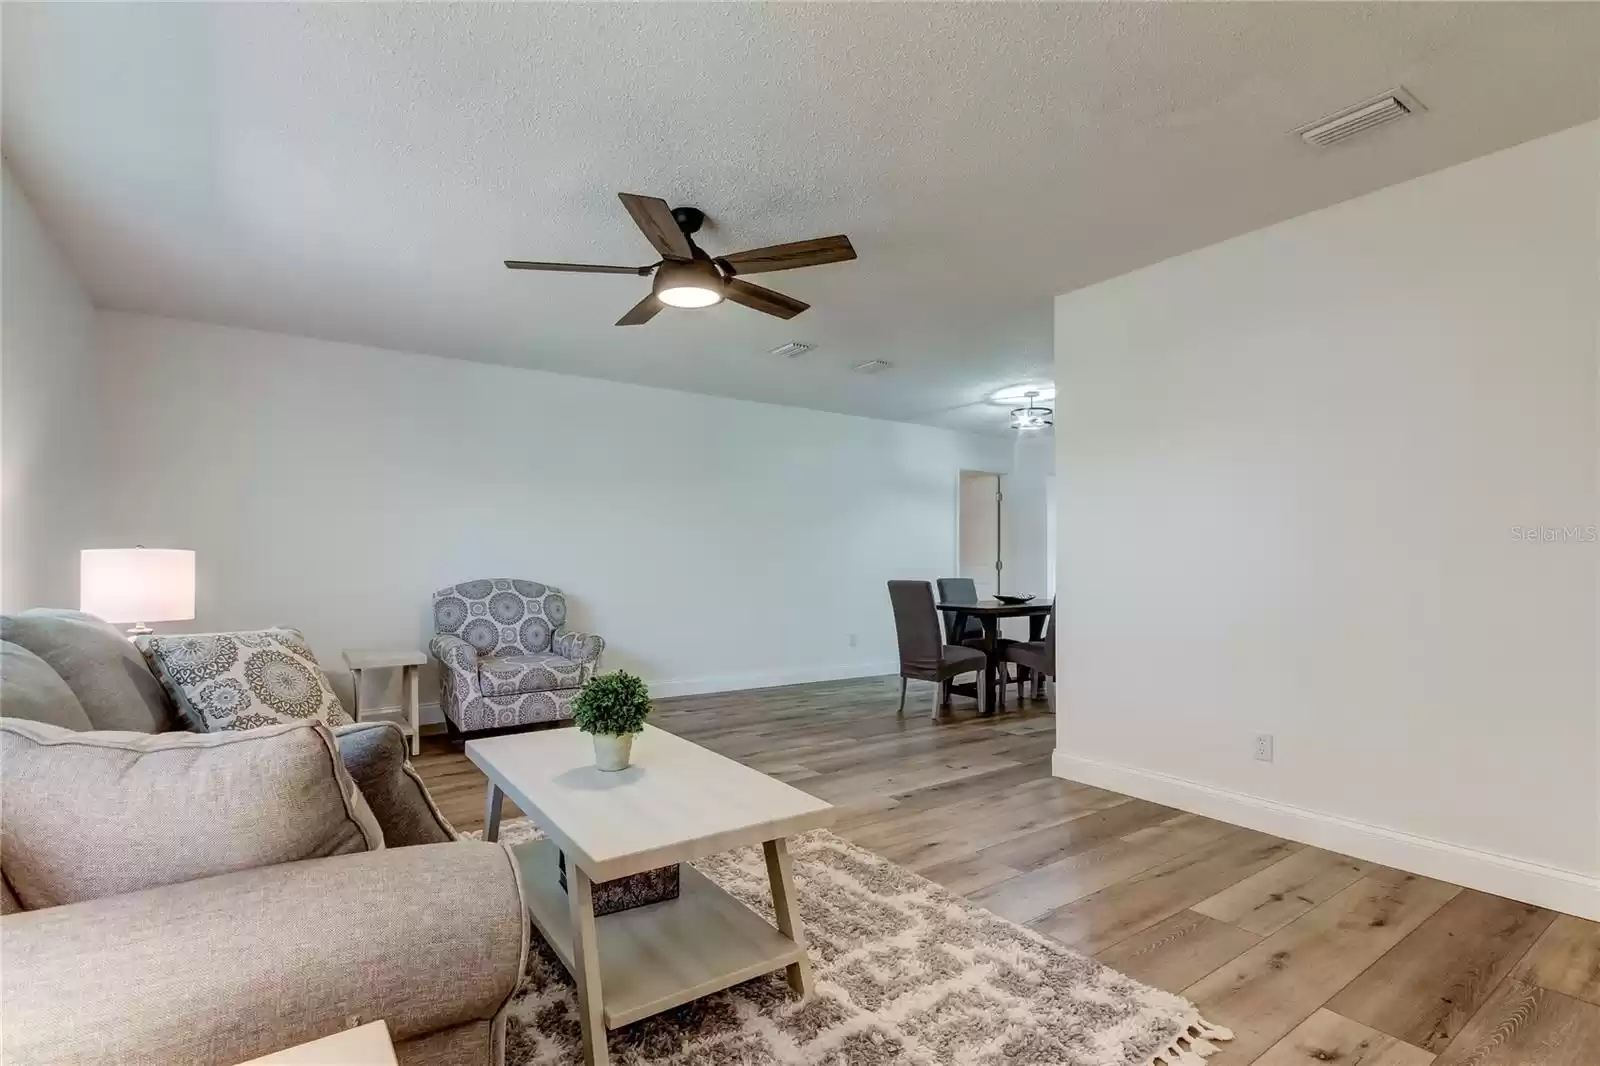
[140,628,353,732]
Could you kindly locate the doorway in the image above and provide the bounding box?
[957,470,1003,598]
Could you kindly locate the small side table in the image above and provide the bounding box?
[343,648,427,756]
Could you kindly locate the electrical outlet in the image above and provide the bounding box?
[1253,733,1274,763]
[847,633,858,648]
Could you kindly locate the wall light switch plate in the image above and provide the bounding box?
[1253,733,1275,763]
[847,633,858,648]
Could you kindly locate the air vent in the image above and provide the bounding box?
[769,341,813,359]
[852,359,892,374]
[1296,88,1424,147]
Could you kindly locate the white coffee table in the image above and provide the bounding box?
[236,1021,396,1065]
[467,725,834,1066]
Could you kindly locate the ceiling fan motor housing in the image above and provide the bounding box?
[671,206,706,235]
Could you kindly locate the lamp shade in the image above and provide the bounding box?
[80,549,196,624]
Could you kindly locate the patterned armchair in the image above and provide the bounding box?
[429,578,605,733]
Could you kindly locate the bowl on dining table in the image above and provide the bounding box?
[994,594,1036,605]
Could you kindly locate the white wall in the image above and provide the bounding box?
[1001,429,1054,601]
[959,465,1056,602]
[957,455,1055,641]
[1054,121,1600,917]
[96,312,1011,712]
[1,165,100,611]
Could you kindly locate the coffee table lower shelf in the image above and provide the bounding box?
[511,839,806,1029]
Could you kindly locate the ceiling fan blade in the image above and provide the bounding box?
[618,193,693,260]
[723,278,809,320]
[505,260,652,275]
[717,235,855,276]
[615,293,662,326]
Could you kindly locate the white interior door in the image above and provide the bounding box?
[958,471,1002,599]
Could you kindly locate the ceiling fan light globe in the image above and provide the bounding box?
[652,259,725,310]
[657,285,723,308]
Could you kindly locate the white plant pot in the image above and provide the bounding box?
[592,732,635,772]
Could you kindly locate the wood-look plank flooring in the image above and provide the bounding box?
[412,675,1600,1065]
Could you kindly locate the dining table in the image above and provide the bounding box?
[935,599,1053,715]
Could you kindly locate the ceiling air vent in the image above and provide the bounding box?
[769,341,813,359]
[852,359,892,374]
[1296,88,1424,147]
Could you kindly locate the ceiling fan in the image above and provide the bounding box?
[505,193,856,326]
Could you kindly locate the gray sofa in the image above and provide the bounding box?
[0,609,528,1066]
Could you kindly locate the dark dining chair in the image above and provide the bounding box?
[937,576,1018,707]
[1003,603,1056,708]
[887,580,988,718]
[935,577,985,644]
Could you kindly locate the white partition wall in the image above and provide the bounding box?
[1053,122,1600,917]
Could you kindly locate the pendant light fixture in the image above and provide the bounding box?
[1010,391,1053,431]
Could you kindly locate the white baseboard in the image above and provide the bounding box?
[1053,750,1600,921]
[359,702,447,728]
[360,661,899,729]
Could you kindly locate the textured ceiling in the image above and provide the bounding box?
[4,3,1597,433]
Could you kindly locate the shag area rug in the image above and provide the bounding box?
[469,820,1231,1066]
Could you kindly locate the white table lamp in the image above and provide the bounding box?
[80,548,196,637]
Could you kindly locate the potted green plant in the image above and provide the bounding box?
[571,670,652,771]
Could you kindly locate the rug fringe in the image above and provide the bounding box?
[1147,1019,1234,1066]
